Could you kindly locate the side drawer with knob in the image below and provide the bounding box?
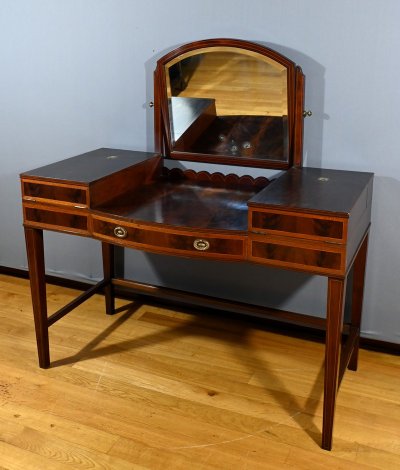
[21,178,90,235]
[23,202,89,235]
[91,215,246,260]
[249,208,347,243]
[21,179,88,208]
[248,207,348,275]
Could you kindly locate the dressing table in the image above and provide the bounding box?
[20,38,373,450]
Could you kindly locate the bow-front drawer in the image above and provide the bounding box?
[91,215,246,260]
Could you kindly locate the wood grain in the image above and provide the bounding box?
[1,273,399,469]
[166,50,288,116]
[154,38,303,170]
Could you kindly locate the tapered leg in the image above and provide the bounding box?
[101,242,115,315]
[348,234,369,371]
[24,227,50,368]
[322,277,347,450]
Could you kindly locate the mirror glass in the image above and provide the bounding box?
[165,47,289,163]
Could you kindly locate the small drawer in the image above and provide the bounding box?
[92,216,245,260]
[24,205,88,234]
[22,180,87,206]
[249,234,345,275]
[250,209,346,243]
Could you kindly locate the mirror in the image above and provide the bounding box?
[155,40,304,169]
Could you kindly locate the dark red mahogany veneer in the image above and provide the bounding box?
[20,39,373,451]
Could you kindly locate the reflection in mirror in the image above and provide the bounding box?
[165,47,288,162]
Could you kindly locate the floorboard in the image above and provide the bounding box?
[0,274,399,469]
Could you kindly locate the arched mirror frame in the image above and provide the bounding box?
[154,38,305,170]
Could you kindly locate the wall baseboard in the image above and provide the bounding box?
[1,265,398,355]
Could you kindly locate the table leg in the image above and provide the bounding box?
[24,227,50,368]
[322,276,347,450]
[348,234,369,371]
[101,242,115,315]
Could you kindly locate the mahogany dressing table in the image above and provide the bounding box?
[20,39,373,450]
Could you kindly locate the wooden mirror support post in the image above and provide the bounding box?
[20,39,373,451]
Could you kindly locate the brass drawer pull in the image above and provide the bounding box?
[193,239,210,251]
[114,226,128,239]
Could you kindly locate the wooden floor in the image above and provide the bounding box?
[0,274,399,469]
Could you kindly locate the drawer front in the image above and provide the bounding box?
[250,208,346,243]
[92,216,245,260]
[249,234,345,275]
[22,180,88,207]
[24,204,88,235]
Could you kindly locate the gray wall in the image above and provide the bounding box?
[1,0,399,343]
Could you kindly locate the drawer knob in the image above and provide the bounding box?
[114,226,128,239]
[193,239,210,251]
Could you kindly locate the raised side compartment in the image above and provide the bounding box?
[89,156,162,208]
